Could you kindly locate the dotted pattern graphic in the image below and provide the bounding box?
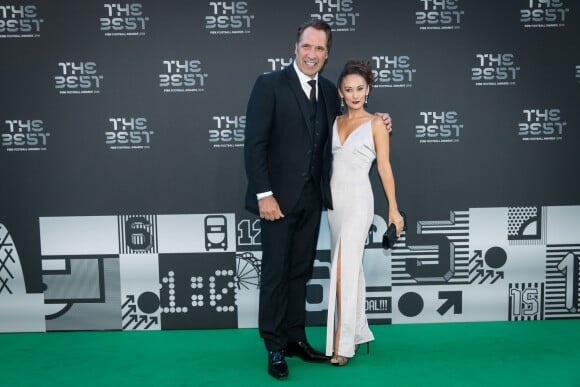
[210,270,235,312]
[508,207,538,237]
[162,271,188,314]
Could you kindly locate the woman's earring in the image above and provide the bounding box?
[340,97,345,112]
[364,94,368,108]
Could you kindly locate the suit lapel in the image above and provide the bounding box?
[284,66,315,137]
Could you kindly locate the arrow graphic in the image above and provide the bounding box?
[133,315,148,329]
[122,314,138,330]
[470,268,484,283]
[122,295,135,308]
[145,316,159,329]
[479,270,494,284]
[437,291,462,315]
[469,250,483,264]
[122,304,137,320]
[491,271,504,284]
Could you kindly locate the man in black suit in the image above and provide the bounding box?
[244,19,390,380]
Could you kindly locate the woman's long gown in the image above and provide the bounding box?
[325,118,376,358]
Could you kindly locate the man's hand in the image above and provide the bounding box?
[258,195,285,221]
[374,112,392,133]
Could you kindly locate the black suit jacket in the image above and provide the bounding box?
[244,65,340,215]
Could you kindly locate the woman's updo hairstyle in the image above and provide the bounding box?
[337,59,374,90]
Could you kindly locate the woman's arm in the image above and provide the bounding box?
[372,116,404,235]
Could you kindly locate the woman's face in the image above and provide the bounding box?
[339,74,369,110]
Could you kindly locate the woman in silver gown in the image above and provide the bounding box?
[325,60,404,366]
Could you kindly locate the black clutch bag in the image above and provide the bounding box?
[382,211,407,250]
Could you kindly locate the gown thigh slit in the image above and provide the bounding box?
[326,118,376,358]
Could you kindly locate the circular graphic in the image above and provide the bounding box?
[236,252,261,290]
[137,291,160,314]
[485,246,507,269]
[398,292,424,317]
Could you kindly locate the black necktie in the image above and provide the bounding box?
[307,79,317,111]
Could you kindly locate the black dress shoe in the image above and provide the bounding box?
[268,351,289,380]
[285,341,330,362]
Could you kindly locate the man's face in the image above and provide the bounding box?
[294,27,328,78]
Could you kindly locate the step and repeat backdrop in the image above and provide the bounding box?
[1,0,579,332]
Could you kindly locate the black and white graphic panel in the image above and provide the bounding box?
[545,206,580,319]
[391,284,505,324]
[469,207,546,287]
[39,216,121,331]
[42,256,121,331]
[235,250,261,328]
[118,215,158,254]
[508,282,545,321]
[236,217,262,252]
[364,247,392,325]
[119,254,161,331]
[39,216,119,256]
[157,214,236,253]
[158,252,237,329]
[0,223,45,332]
[392,210,470,286]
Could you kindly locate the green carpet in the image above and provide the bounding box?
[1,320,578,386]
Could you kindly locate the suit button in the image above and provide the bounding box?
[301,172,307,177]
[307,150,312,155]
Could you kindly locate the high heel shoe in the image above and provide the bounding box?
[330,355,349,366]
[355,342,370,354]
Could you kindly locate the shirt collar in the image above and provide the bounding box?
[293,60,318,86]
